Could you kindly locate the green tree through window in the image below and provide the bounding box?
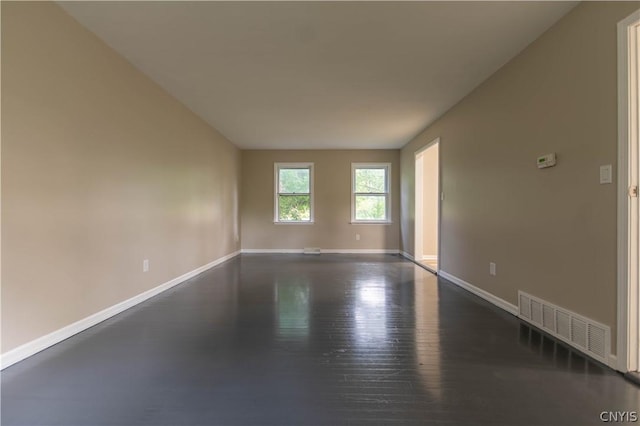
[276,164,312,222]
[353,164,390,222]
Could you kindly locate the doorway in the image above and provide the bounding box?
[617,10,640,374]
[415,138,440,274]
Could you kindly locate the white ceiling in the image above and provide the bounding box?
[59,1,577,150]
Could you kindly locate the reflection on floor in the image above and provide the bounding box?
[419,256,438,272]
[2,254,638,426]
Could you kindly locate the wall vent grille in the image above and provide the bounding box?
[517,291,610,365]
[531,300,542,325]
[571,317,587,349]
[556,310,571,340]
[542,305,555,331]
[587,324,606,358]
[519,294,531,319]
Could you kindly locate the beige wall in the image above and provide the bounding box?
[241,150,400,251]
[1,2,241,352]
[421,143,439,258]
[400,1,639,354]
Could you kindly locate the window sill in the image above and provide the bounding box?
[350,221,393,225]
[274,221,315,225]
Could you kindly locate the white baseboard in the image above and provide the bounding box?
[323,249,399,254]
[438,270,519,316]
[422,255,438,261]
[241,249,400,254]
[400,251,415,261]
[241,249,303,254]
[421,264,438,275]
[609,354,618,370]
[0,250,241,370]
[398,251,438,274]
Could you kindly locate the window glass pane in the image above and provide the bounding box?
[355,168,386,193]
[279,169,309,193]
[278,195,311,221]
[355,195,386,221]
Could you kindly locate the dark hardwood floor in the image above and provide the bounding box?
[2,254,639,425]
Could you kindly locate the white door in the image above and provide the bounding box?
[618,11,640,373]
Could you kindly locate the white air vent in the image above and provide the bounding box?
[556,310,571,340]
[571,317,587,349]
[542,305,555,331]
[587,323,607,358]
[519,294,531,319]
[531,300,542,325]
[518,291,610,365]
[303,247,321,255]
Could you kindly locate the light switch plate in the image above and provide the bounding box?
[600,165,612,184]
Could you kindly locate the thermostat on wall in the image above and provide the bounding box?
[537,153,557,169]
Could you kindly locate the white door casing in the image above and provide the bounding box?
[617,10,640,373]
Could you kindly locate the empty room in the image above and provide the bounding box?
[2,1,640,425]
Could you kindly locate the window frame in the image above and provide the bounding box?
[351,162,392,224]
[274,162,314,224]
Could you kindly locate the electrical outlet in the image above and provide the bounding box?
[356,234,360,241]
[489,262,496,276]
[143,259,149,272]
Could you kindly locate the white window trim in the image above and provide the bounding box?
[274,162,314,224]
[351,162,392,224]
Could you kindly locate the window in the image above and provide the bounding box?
[352,163,391,223]
[274,163,314,223]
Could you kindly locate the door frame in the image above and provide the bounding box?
[616,10,640,373]
[414,137,441,274]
